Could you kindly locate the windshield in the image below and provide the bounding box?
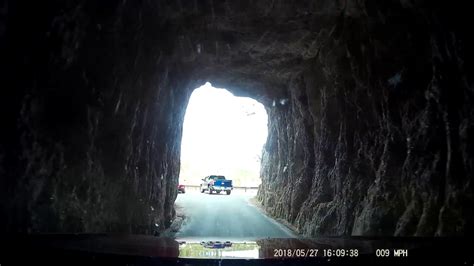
[1,1,472,265]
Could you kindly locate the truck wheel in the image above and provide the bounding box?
[201,189,205,193]
[226,191,231,195]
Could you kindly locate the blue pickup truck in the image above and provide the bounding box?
[200,175,233,195]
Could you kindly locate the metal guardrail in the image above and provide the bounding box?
[183,185,259,192]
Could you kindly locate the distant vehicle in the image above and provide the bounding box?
[200,241,232,249]
[200,175,233,195]
[177,184,185,193]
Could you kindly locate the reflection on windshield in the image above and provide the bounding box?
[179,242,259,259]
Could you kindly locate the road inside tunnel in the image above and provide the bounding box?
[174,189,295,240]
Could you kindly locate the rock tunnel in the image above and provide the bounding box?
[0,0,472,237]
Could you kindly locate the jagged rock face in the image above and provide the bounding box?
[0,1,195,233]
[256,3,474,236]
[0,1,472,236]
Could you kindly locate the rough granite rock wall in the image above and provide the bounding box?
[257,2,474,236]
[0,1,196,233]
[1,0,472,236]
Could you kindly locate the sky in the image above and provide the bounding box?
[179,82,268,186]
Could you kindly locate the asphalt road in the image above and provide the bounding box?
[174,189,296,240]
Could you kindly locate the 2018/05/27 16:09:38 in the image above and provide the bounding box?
[273,249,359,258]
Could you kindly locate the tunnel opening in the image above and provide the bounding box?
[173,82,294,239]
[179,82,268,191]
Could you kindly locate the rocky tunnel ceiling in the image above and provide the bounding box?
[0,0,472,236]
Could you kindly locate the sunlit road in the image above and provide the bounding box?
[174,189,296,240]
